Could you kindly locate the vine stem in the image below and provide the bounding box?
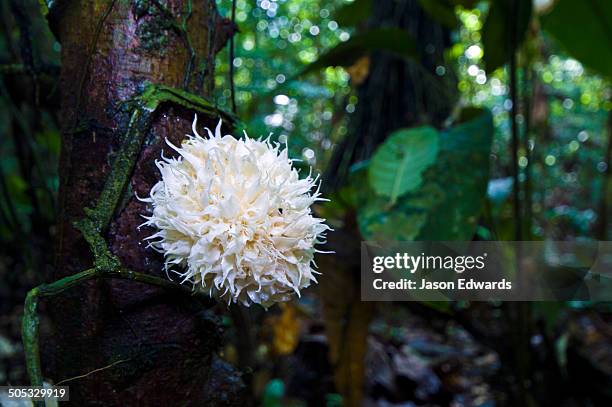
[22,267,212,400]
[522,64,533,240]
[508,2,535,407]
[509,18,521,241]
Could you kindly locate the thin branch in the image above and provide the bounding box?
[509,8,521,241]
[522,64,533,240]
[54,358,130,386]
[597,101,612,240]
[508,3,534,406]
[229,0,237,113]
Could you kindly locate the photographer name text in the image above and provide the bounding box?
[371,253,512,291]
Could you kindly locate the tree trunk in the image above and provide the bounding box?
[319,1,453,405]
[45,0,243,404]
[324,0,455,191]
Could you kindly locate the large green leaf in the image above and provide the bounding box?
[355,109,493,242]
[482,0,533,73]
[368,126,439,203]
[541,0,612,79]
[300,28,417,76]
[415,108,494,240]
[349,109,493,241]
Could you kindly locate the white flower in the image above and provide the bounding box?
[140,116,330,307]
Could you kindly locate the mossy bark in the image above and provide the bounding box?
[46,0,242,404]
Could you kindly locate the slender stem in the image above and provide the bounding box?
[204,0,216,95]
[229,0,237,114]
[598,102,612,240]
[522,66,533,240]
[22,288,42,387]
[508,2,533,407]
[509,26,521,241]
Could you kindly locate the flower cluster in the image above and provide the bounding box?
[140,117,329,307]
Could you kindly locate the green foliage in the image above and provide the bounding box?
[482,0,532,73]
[417,108,494,239]
[360,209,428,242]
[368,126,439,204]
[356,109,494,241]
[541,0,612,79]
[300,28,417,76]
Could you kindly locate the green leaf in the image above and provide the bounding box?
[541,0,612,79]
[359,209,428,241]
[368,126,439,203]
[401,183,446,209]
[300,28,417,76]
[417,0,459,29]
[416,108,494,240]
[354,109,493,242]
[482,0,533,73]
[336,0,372,27]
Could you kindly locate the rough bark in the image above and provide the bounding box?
[45,0,243,405]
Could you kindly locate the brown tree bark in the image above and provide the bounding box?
[44,0,243,404]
